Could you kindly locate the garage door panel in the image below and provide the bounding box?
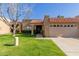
[49,27,79,37]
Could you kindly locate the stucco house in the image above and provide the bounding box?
[0,16,23,34]
[0,17,10,34]
[0,15,79,37]
[22,16,79,37]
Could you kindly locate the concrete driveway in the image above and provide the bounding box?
[51,37,79,56]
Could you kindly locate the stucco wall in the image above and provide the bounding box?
[43,16,49,37]
[0,20,10,34]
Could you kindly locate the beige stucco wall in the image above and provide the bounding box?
[49,24,79,37]
[0,20,10,34]
[43,16,49,37]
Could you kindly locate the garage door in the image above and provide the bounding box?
[49,24,79,37]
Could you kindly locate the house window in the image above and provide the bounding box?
[50,24,64,27]
[64,25,70,27]
[71,25,73,27]
[67,25,70,27]
[71,24,76,27]
[64,25,66,27]
[53,25,56,27]
[50,24,57,27]
[57,25,59,27]
[50,24,75,27]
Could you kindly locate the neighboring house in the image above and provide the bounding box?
[0,16,23,34]
[0,17,10,34]
[22,15,79,37]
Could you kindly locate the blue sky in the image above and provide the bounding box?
[30,3,79,19]
[1,3,79,20]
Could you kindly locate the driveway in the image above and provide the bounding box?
[51,37,79,56]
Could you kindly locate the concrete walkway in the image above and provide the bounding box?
[35,37,79,56]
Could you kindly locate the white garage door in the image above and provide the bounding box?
[49,24,79,37]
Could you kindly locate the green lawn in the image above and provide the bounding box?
[0,34,65,56]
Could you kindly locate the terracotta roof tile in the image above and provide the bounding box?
[30,19,43,24]
[49,18,79,23]
[27,18,79,24]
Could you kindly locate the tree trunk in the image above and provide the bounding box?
[13,24,16,37]
[13,23,19,46]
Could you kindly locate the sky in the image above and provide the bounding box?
[30,3,79,19]
[1,3,79,20]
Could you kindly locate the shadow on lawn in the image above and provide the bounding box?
[4,44,14,46]
[16,33,35,37]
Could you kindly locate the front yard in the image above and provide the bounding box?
[0,34,65,56]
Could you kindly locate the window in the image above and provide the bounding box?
[50,24,75,27]
[53,25,56,27]
[64,25,70,27]
[50,24,57,27]
[57,25,59,27]
[71,25,73,27]
[64,25,66,27]
[67,25,70,27]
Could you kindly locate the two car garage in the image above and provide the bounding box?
[49,24,79,37]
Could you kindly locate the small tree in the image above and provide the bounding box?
[0,3,34,46]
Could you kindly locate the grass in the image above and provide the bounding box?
[0,34,65,56]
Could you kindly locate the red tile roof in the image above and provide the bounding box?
[49,18,79,23]
[30,19,43,24]
[29,18,79,24]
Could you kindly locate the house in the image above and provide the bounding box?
[0,16,23,34]
[0,17,10,34]
[22,15,79,37]
[0,15,79,37]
